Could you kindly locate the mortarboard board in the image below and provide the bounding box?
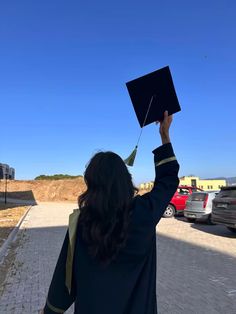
[124,66,181,166]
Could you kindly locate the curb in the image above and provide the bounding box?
[0,205,32,263]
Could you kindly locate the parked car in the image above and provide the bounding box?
[163,186,203,218]
[184,191,219,223]
[211,186,236,233]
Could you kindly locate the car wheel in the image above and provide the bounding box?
[186,218,196,223]
[227,227,236,233]
[207,214,215,225]
[163,204,175,218]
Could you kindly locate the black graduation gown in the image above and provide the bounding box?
[44,143,180,314]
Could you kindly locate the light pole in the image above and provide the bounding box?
[4,173,8,204]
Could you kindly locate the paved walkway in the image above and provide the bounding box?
[0,203,236,314]
[0,202,76,314]
[157,218,236,314]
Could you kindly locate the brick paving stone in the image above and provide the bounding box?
[156,217,236,314]
[0,204,235,314]
[0,202,76,314]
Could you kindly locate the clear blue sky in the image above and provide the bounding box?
[1,0,235,185]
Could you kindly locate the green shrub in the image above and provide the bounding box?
[34,174,83,180]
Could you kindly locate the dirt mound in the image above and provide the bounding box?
[0,178,86,202]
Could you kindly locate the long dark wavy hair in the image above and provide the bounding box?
[78,151,138,267]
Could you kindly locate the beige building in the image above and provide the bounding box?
[139,182,154,190]
[179,176,226,190]
[140,176,227,191]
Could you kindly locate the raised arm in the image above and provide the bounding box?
[139,111,180,225]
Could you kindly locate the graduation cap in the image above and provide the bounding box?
[124,66,181,166]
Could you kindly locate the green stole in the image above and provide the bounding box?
[65,208,81,294]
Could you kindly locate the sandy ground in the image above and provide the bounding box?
[0,178,86,202]
[0,179,147,203]
[0,204,29,247]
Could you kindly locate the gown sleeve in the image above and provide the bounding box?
[138,142,180,226]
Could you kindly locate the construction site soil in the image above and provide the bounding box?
[0,178,86,202]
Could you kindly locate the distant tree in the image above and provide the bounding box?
[34,174,83,180]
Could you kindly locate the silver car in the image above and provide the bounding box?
[184,191,219,224]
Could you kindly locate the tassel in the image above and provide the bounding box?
[124,95,155,167]
[124,146,138,166]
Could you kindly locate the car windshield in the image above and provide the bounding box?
[191,193,207,201]
[178,188,190,195]
[218,189,236,198]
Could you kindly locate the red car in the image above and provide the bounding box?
[163,186,203,218]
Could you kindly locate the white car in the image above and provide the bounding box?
[184,191,219,224]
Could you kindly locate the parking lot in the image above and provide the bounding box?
[157,216,236,314]
[0,203,235,314]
